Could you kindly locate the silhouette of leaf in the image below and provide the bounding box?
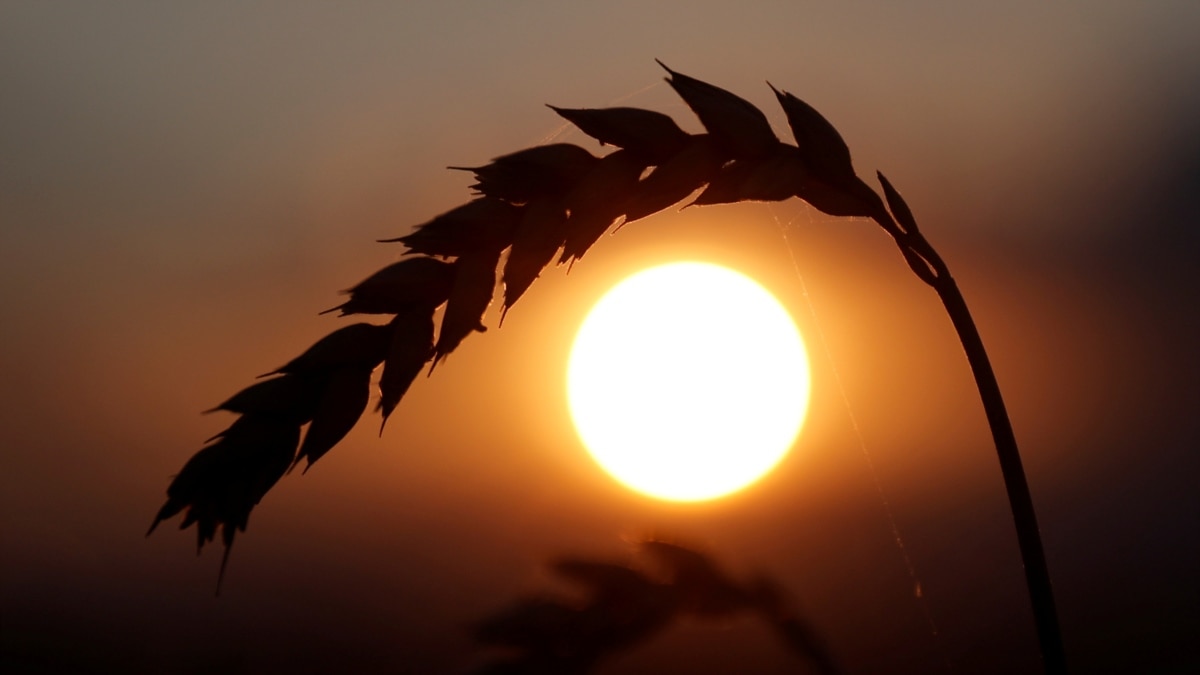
[692,142,810,206]
[258,322,391,378]
[148,415,300,593]
[876,170,920,235]
[658,60,777,160]
[320,256,455,316]
[547,105,690,164]
[451,144,599,204]
[640,540,751,616]
[622,133,726,223]
[756,84,895,220]
[552,559,663,607]
[475,560,674,672]
[687,158,759,207]
[501,199,569,318]
[750,576,842,675]
[294,365,373,470]
[433,248,502,365]
[802,174,890,220]
[379,198,522,257]
[378,307,435,428]
[205,373,327,425]
[558,148,647,265]
[768,83,856,182]
[473,541,842,674]
[551,558,678,642]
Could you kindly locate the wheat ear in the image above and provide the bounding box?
[473,539,841,674]
[148,62,1066,673]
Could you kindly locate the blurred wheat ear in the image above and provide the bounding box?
[470,539,840,675]
[148,62,1066,673]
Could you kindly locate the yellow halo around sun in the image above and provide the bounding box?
[567,261,812,502]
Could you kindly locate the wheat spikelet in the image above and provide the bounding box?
[147,63,1064,674]
[319,256,456,316]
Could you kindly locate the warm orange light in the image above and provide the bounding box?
[567,262,811,501]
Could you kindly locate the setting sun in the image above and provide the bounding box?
[567,262,812,501]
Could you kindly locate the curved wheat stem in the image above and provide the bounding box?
[868,172,1065,673]
[148,62,1066,672]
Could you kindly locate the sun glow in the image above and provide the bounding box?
[567,262,811,501]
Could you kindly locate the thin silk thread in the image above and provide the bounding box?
[771,203,950,672]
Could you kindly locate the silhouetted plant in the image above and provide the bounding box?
[149,62,1066,672]
[471,540,840,675]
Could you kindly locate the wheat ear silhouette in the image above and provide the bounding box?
[148,61,1066,672]
[472,539,840,675]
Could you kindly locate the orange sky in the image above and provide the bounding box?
[2,3,1198,673]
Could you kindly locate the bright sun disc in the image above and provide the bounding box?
[567,262,811,501]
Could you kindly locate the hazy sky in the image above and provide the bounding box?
[2,2,1198,673]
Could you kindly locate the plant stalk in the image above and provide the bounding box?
[931,269,1066,674]
[887,224,1067,674]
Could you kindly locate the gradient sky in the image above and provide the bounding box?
[2,2,1198,673]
